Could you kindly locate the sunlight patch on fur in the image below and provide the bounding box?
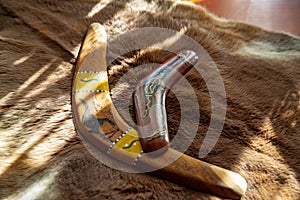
[261,117,276,138]
[0,111,72,176]
[23,62,70,99]
[1,59,55,103]
[7,167,58,200]
[25,117,74,167]
[13,49,36,66]
[291,120,297,128]
[0,130,46,175]
[149,28,187,51]
[71,43,82,59]
[127,0,156,12]
[239,42,298,58]
[85,0,112,19]
[248,117,283,160]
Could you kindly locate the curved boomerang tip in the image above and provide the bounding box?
[133,50,199,154]
[71,22,247,199]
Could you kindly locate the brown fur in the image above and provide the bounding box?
[0,0,299,199]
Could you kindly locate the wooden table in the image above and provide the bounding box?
[198,0,300,37]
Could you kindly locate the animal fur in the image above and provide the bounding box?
[0,0,299,199]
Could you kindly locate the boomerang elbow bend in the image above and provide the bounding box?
[133,50,198,155]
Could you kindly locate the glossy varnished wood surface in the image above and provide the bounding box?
[133,50,198,154]
[198,0,300,37]
[72,23,247,199]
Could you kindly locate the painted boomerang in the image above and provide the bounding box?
[71,23,247,199]
[133,50,198,154]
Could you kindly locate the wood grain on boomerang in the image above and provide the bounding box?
[71,23,247,199]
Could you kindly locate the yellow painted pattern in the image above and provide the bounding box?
[114,129,142,154]
[73,72,109,91]
[72,23,143,166]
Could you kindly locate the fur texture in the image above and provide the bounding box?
[0,0,299,199]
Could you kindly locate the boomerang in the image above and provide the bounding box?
[71,23,247,199]
[133,49,198,154]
